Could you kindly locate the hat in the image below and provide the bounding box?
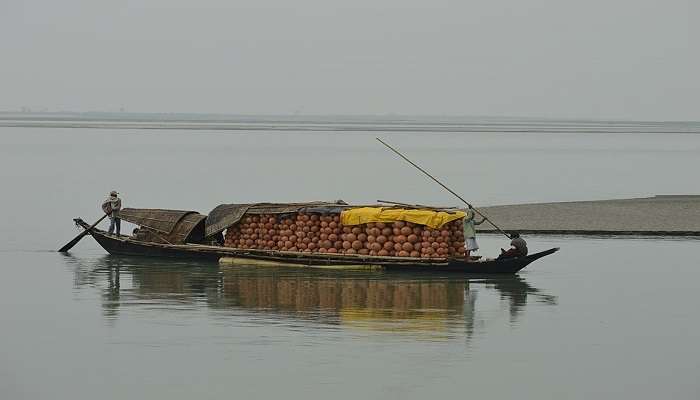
[109,190,119,196]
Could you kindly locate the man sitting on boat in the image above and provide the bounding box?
[498,232,528,259]
[102,190,122,237]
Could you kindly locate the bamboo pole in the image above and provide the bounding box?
[376,137,511,239]
[376,199,459,210]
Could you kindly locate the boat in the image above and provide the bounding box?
[71,203,559,274]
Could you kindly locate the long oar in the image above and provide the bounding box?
[58,214,108,252]
[376,137,511,239]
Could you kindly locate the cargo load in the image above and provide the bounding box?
[222,206,467,259]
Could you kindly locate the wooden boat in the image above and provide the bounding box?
[74,211,559,274]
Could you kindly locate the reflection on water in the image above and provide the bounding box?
[64,254,557,339]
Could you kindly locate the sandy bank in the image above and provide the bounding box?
[476,195,700,236]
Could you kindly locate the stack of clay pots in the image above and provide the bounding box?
[224,212,465,258]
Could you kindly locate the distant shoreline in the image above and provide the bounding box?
[1,113,698,134]
[2,111,700,123]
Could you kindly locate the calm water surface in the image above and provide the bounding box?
[1,122,698,398]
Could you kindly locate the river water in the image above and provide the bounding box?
[1,120,699,398]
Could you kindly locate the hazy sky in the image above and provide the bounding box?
[1,0,697,119]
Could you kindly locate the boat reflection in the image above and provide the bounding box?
[214,267,469,335]
[64,254,557,337]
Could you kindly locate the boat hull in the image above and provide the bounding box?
[80,219,558,274]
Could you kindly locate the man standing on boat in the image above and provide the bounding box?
[102,190,122,237]
[463,207,485,260]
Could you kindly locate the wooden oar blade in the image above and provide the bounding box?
[58,231,90,252]
[57,214,108,252]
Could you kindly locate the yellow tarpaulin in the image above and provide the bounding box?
[340,207,466,229]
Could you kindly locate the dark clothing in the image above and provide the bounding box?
[510,237,528,256]
[108,217,121,236]
[498,247,524,259]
